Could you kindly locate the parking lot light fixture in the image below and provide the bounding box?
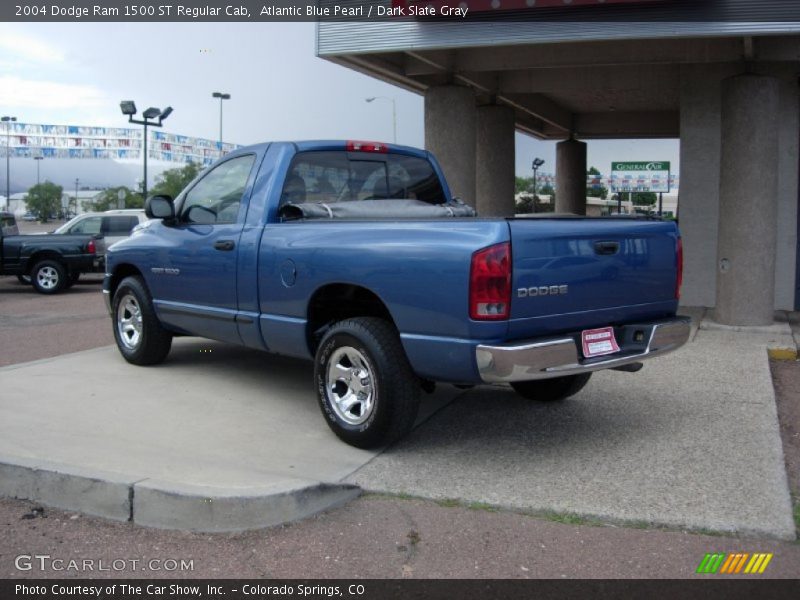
[532,157,545,212]
[120,101,173,199]
[365,97,397,143]
[2,116,17,211]
[34,156,43,187]
[212,92,231,152]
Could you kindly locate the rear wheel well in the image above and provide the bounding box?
[307,284,396,354]
[24,251,64,275]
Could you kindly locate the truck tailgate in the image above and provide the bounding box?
[507,217,680,338]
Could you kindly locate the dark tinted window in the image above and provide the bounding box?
[104,216,139,235]
[281,151,446,205]
[1,214,17,235]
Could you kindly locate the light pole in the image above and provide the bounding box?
[74,178,79,218]
[532,157,545,212]
[119,101,173,200]
[2,116,17,211]
[34,156,43,187]
[212,92,230,152]
[365,97,397,143]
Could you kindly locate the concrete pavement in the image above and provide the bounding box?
[0,310,796,538]
[0,339,458,531]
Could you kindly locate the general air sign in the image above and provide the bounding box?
[611,161,671,193]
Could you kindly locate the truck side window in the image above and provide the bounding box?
[181,154,256,225]
[103,216,139,235]
[69,217,102,235]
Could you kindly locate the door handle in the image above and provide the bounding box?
[594,241,619,255]
[214,240,235,251]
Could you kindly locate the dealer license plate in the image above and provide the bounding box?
[581,327,620,358]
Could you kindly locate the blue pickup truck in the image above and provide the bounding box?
[103,140,689,448]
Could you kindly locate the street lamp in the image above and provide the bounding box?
[532,157,545,212]
[34,156,43,187]
[212,92,230,152]
[2,115,17,211]
[365,97,397,143]
[119,100,173,200]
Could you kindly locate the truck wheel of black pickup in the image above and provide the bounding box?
[16,274,31,285]
[30,259,67,294]
[112,276,173,366]
[510,373,592,402]
[314,317,420,449]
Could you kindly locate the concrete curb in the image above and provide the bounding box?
[0,455,135,522]
[0,454,361,532]
[133,479,361,532]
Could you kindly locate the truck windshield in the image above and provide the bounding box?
[281,151,446,206]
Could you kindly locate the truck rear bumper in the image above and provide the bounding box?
[475,316,691,383]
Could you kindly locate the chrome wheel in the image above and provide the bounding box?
[326,346,375,425]
[36,266,60,290]
[116,293,143,351]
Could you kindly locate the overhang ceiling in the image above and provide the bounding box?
[324,35,800,139]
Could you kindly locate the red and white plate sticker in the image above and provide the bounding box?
[581,327,620,358]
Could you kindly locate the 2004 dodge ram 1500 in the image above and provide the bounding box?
[103,140,690,448]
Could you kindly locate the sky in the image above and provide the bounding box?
[0,21,679,191]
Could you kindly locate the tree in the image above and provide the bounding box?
[515,176,533,194]
[89,186,142,211]
[539,183,555,197]
[150,162,203,199]
[586,166,608,199]
[632,192,657,207]
[25,182,63,222]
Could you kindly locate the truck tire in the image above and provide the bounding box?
[31,260,67,294]
[112,276,172,365]
[511,373,592,402]
[314,317,420,449]
[16,274,31,285]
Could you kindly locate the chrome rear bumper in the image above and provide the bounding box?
[476,316,691,383]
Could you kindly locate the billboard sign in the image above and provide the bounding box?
[611,161,671,193]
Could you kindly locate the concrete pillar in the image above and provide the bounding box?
[715,74,780,326]
[677,64,728,308]
[475,104,515,216]
[555,138,587,215]
[425,86,476,206]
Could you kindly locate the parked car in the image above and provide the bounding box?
[104,140,689,448]
[22,212,37,222]
[1,224,100,293]
[54,210,146,251]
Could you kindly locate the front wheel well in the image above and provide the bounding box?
[307,284,396,354]
[108,264,145,299]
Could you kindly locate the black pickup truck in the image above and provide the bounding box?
[0,218,102,294]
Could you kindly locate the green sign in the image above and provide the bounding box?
[611,160,671,193]
[611,161,670,172]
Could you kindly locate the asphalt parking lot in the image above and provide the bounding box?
[1,253,799,579]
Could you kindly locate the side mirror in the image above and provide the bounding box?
[145,195,175,220]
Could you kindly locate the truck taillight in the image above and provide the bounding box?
[676,237,683,300]
[470,242,511,321]
[87,239,96,255]
[346,140,388,153]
